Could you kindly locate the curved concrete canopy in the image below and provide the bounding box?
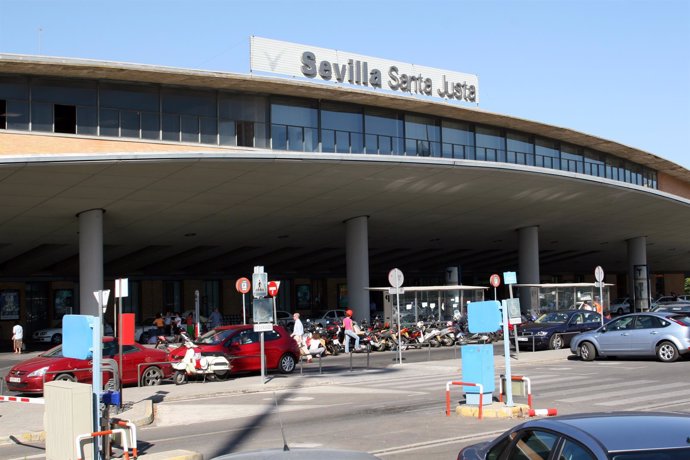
[1,151,689,281]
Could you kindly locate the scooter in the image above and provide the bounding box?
[170,332,231,384]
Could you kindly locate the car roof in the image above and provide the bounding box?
[521,412,690,452]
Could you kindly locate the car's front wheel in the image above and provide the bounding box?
[657,341,679,362]
[579,342,596,361]
[51,333,62,345]
[549,334,564,350]
[278,353,296,374]
[54,373,75,382]
[140,366,163,386]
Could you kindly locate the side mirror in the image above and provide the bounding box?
[600,326,607,333]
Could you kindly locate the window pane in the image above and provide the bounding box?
[121,111,140,138]
[200,116,218,145]
[476,126,505,162]
[162,113,180,141]
[0,99,5,129]
[321,106,362,132]
[219,119,237,146]
[271,103,317,127]
[0,76,29,99]
[6,99,29,130]
[141,112,159,140]
[32,102,53,132]
[54,104,76,134]
[162,90,215,116]
[219,94,266,121]
[100,83,159,111]
[507,430,558,460]
[77,106,97,135]
[181,115,199,143]
[561,144,583,173]
[32,79,97,106]
[237,121,254,147]
[442,120,473,159]
[100,108,119,137]
[559,439,595,460]
[271,124,287,150]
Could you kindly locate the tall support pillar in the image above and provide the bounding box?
[627,236,649,312]
[345,216,370,323]
[518,226,540,315]
[78,209,104,317]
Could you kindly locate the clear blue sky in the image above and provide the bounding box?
[1,0,688,168]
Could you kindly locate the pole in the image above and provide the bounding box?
[599,281,600,326]
[194,290,200,338]
[118,292,123,409]
[503,286,514,406]
[396,290,402,365]
[272,295,277,324]
[260,331,266,383]
[242,293,246,325]
[93,296,104,460]
[509,284,519,359]
[493,286,497,301]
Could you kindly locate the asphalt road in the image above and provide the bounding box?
[3,345,690,459]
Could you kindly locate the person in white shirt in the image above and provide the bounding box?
[12,322,23,354]
[291,313,304,344]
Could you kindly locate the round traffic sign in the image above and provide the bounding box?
[267,281,279,297]
[388,268,404,288]
[594,266,604,282]
[235,277,251,294]
[490,274,501,288]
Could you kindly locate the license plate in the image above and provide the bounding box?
[517,338,529,342]
[9,377,21,383]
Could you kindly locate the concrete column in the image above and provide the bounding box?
[627,236,649,311]
[518,226,540,314]
[78,209,104,317]
[345,216,370,323]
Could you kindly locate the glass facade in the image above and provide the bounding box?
[0,75,658,189]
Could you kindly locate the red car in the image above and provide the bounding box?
[4,337,171,394]
[168,324,300,375]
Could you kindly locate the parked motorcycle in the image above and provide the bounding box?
[169,332,231,384]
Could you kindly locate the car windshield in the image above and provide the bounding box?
[196,328,236,345]
[42,346,64,358]
[535,312,569,324]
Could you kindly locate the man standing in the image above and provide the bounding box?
[12,322,23,354]
[209,308,223,330]
[291,312,304,345]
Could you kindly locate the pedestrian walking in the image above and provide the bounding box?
[12,321,23,354]
[291,312,304,345]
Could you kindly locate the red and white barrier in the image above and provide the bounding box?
[112,418,138,458]
[76,428,129,460]
[0,395,45,404]
[445,381,484,419]
[498,374,532,409]
[528,408,558,417]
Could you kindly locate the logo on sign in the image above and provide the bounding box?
[235,277,251,295]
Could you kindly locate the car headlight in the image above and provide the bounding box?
[536,331,548,336]
[28,366,49,378]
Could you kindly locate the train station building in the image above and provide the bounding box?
[1,38,689,337]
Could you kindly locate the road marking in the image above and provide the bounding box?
[560,381,689,403]
[542,379,654,397]
[370,429,507,457]
[155,403,330,426]
[597,386,690,406]
[263,396,314,402]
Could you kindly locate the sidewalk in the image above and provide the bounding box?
[0,348,572,449]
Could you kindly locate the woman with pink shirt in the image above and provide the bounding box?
[342,309,361,353]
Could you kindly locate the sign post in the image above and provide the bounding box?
[92,289,109,460]
[114,278,128,408]
[595,266,605,326]
[502,271,518,406]
[253,266,269,383]
[236,277,251,324]
[490,274,501,300]
[388,268,405,366]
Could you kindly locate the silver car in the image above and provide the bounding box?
[570,312,690,362]
[457,412,690,459]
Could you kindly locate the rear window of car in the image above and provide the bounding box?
[669,315,690,326]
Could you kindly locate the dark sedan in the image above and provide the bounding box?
[515,310,602,350]
[458,412,690,459]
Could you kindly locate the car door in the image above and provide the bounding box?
[628,315,665,354]
[225,329,261,372]
[563,313,587,346]
[597,316,635,354]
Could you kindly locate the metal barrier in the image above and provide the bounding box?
[76,428,129,460]
[111,418,138,458]
[0,395,45,404]
[445,381,484,419]
[498,374,533,409]
[299,354,322,374]
[348,346,371,371]
[43,365,119,391]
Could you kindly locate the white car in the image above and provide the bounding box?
[610,297,632,315]
[32,322,114,344]
[310,309,348,327]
